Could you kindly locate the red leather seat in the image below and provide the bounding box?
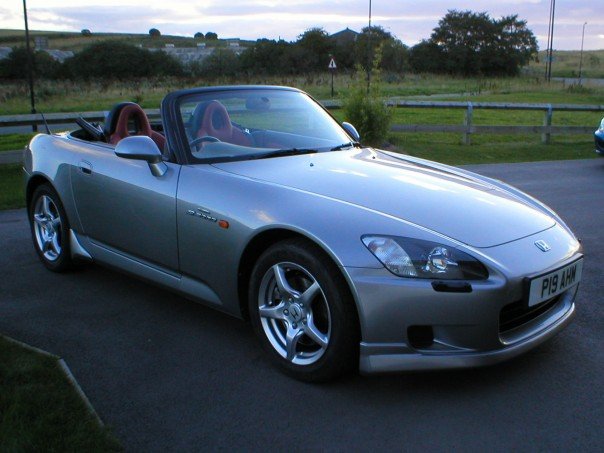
[109,103,165,149]
[196,100,252,146]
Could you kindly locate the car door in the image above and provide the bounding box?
[71,143,180,271]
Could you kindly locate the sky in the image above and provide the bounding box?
[1,0,603,50]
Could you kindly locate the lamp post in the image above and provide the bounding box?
[22,0,37,132]
[578,22,587,85]
[366,0,372,93]
[545,0,557,82]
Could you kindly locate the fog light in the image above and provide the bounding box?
[407,325,434,349]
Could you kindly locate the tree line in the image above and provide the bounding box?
[0,10,538,81]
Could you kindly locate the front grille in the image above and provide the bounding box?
[499,296,561,333]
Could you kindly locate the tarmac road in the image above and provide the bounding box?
[0,159,602,451]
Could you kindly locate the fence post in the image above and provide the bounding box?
[463,102,473,145]
[542,104,553,144]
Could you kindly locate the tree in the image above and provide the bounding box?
[380,38,409,73]
[194,32,204,39]
[296,27,332,72]
[149,28,161,38]
[63,42,183,79]
[81,29,92,36]
[239,39,290,76]
[428,10,537,76]
[409,40,444,73]
[0,47,61,79]
[205,32,218,40]
[355,25,395,71]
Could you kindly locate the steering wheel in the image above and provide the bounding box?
[189,135,220,149]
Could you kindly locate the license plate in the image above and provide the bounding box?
[527,259,583,307]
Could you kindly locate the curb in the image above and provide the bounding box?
[57,359,104,427]
[1,335,104,427]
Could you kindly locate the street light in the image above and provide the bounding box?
[578,22,587,84]
[22,0,37,132]
[366,0,372,93]
[545,0,557,82]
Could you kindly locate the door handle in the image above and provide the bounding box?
[78,161,92,175]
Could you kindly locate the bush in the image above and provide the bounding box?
[342,50,392,146]
[63,42,183,79]
[0,47,62,80]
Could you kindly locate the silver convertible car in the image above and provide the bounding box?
[24,86,583,381]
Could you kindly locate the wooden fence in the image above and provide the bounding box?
[1,100,602,145]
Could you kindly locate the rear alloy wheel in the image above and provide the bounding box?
[29,184,72,272]
[249,239,359,382]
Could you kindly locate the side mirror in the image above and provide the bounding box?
[115,136,167,177]
[342,122,361,142]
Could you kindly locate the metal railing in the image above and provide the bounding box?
[1,100,602,145]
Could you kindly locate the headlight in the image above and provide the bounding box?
[362,236,488,280]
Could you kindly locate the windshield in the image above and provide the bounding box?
[178,89,354,162]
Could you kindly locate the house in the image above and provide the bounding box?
[330,27,359,44]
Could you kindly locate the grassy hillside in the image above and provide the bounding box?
[0,28,252,52]
[527,49,604,79]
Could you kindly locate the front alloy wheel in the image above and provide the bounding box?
[258,262,331,365]
[249,239,359,382]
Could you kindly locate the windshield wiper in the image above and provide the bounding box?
[258,148,319,159]
[330,141,361,151]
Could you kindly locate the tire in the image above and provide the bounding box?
[29,184,73,272]
[248,238,359,382]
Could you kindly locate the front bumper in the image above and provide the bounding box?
[357,291,576,374]
[345,225,582,374]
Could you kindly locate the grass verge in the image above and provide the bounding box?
[0,134,34,152]
[391,135,596,165]
[0,164,24,210]
[0,336,121,451]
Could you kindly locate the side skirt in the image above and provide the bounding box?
[69,230,224,309]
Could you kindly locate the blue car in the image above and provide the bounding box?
[596,117,604,156]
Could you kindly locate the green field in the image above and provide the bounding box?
[1,74,603,115]
[528,49,604,79]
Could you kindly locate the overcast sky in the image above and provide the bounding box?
[1,0,602,50]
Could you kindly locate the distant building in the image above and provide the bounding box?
[0,47,11,60]
[151,47,216,64]
[330,27,359,44]
[34,36,49,50]
[44,49,74,63]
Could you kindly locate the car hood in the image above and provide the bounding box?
[213,148,555,248]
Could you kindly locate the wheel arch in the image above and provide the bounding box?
[26,173,55,209]
[237,228,360,329]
